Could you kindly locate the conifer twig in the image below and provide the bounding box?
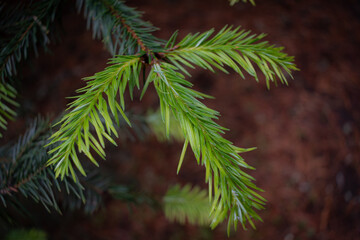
[48,1,298,231]
[0,165,46,195]
[0,0,60,136]
[77,0,163,55]
[102,0,148,52]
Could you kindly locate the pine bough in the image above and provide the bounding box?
[0,0,297,232]
[0,0,60,136]
[46,0,298,231]
[0,117,85,222]
[0,111,184,226]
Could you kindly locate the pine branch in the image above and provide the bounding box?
[47,55,142,179]
[0,0,61,135]
[0,109,174,222]
[164,26,298,88]
[102,0,148,52]
[0,0,60,82]
[0,117,84,215]
[48,22,297,230]
[163,184,211,226]
[77,0,164,55]
[151,61,265,230]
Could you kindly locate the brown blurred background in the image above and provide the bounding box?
[7,0,360,239]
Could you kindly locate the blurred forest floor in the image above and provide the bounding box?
[4,0,360,239]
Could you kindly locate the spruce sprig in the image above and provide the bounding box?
[0,117,84,216]
[77,0,164,55]
[151,61,265,230]
[0,0,60,136]
[47,55,141,180]
[164,26,298,88]
[48,26,297,230]
[0,110,183,225]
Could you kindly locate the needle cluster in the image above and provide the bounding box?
[48,23,297,229]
